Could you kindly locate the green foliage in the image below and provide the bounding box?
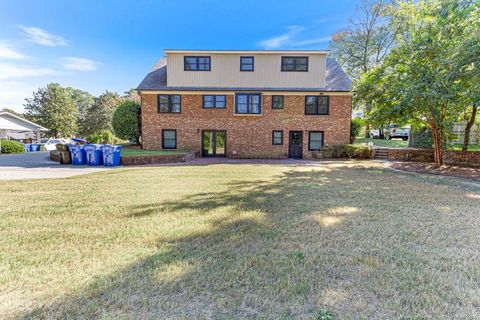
[87,130,124,144]
[83,91,123,136]
[65,87,95,136]
[24,83,78,138]
[312,144,371,159]
[351,118,364,141]
[112,100,140,143]
[357,0,479,165]
[316,308,334,320]
[1,139,25,154]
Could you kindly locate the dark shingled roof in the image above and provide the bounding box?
[137,57,351,92]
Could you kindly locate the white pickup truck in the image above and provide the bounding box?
[370,125,410,141]
[386,126,410,140]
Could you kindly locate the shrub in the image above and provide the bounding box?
[351,118,363,142]
[87,130,118,144]
[112,100,140,143]
[1,139,25,154]
[309,144,371,159]
[409,126,433,148]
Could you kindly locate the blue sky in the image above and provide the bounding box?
[0,0,359,112]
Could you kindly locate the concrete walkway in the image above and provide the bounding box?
[0,152,113,180]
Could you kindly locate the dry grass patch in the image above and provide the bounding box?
[0,161,479,319]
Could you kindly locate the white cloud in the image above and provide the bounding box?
[0,81,39,111]
[18,25,68,47]
[292,36,331,46]
[258,25,305,49]
[61,57,101,71]
[0,62,58,80]
[0,41,30,60]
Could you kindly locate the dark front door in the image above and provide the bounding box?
[289,131,303,159]
[202,130,226,157]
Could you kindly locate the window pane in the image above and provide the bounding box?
[215,96,226,108]
[251,102,260,114]
[171,96,180,104]
[163,131,176,149]
[250,95,259,104]
[295,63,308,71]
[185,57,196,63]
[204,95,214,108]
[296,57,308,65]
[305,96,317,114]
[283,57,294,64]
[309,132,323,150]
[171,103,180,113]
[237,103,248,113]
[273,131,283,144]
[317,104,328,115]
[272,96,284,109]
[237,95,247,103]
[241,64,253,71]
[198,63,209,70]
[198,57,209,63]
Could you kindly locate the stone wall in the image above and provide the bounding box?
[444,150,480,167]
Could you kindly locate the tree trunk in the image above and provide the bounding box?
[431,123,444,167]
[365,123,370,138]
[462,104,477,152]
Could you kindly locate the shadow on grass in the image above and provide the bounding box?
[19,166,382,319]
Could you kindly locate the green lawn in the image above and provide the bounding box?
[449,144,480,151]
[120,148,185,157]
[1,162,480,319]
[355,137,409,148]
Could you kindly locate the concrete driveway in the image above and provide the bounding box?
[0,152,113,180]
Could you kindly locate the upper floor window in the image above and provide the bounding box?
[158,95,181,113]
[235,93,261,114]
[184,56,211,71]
[203,95,226,109]
[281,56,309,72]
[272,95,284,109]
[240,56,254,71]
[305,96,329,115]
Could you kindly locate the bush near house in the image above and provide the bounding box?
[309,144,371,159]
[0,139,25,154]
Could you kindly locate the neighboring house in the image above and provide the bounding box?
[137,49,352,159]
[0,112,47,142]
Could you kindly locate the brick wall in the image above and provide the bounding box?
[141,93,352,159]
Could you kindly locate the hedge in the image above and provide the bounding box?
[1,139,25,154]
[309,144,372,159]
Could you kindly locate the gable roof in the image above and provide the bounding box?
[0,112,47,131]
[137,57,351,92]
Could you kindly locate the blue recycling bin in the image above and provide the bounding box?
[69,144,86,165]
[29,144,40,152]
[84,144,103,166]
[24,144,31,152]
[101,145,122,166]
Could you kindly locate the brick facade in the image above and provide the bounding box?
[141,93,352,159]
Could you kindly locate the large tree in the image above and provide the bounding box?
[24,83,78,138]
[82,91,122,136]
[329,0,396,137]
[330,0,395,80]
[65,87,95,137]
[358,0,477,166]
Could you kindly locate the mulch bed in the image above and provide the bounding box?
[389,161,480,182]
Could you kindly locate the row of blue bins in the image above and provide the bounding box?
[69,144,122,166]
[24,144,42,152]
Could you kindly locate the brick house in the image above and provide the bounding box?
[137,50,352,159]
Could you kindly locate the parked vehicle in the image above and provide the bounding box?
[40,138,68,151]
[370,125,410,141]
[385,125,410,141]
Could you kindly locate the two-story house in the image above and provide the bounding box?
[137,49,352,159]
